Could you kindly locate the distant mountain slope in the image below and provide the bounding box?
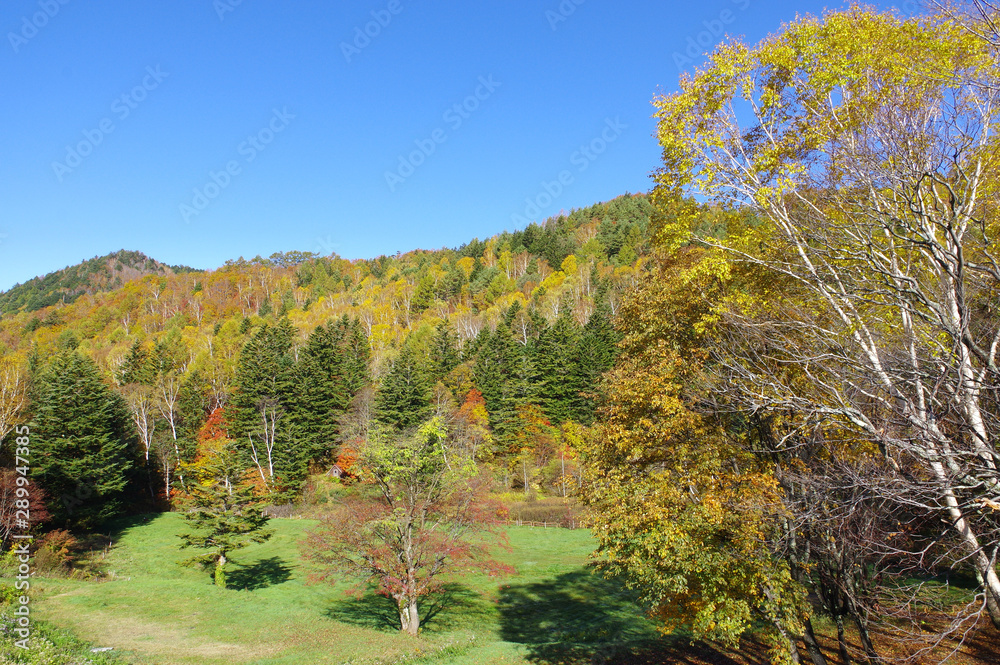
[0,250,199,314]
[0,193,670,372]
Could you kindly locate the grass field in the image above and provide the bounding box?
[13,513,675,665]
[5,514,999,665]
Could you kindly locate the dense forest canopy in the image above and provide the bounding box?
[0,193,674,517]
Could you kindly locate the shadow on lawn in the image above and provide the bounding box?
[226,556,293,590]
[76,513,160,562]
[325,583,491,633]
[498,568,762,665]
[93,513,159,542]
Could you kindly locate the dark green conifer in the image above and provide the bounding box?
[376,345,431,431]
[533,307,586,424]
[32,352,136,529]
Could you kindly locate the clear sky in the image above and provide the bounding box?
[0,0,904,290]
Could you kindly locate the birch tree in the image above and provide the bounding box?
[0,360,26,448]
[654,9,1000,631]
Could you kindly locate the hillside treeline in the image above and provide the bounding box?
[0,193,662,523]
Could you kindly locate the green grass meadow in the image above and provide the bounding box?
[13,514,672,665]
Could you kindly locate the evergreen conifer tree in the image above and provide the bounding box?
[575,296,620,423]
[230,318,298,489]
[32,352,136,529]
[293,322,351,463]
[533,307,586,423]
[429,321,460,382]
[342,317,371,395]
[375,345,431,431]
[474,324,535,443]
[178,437,272,589]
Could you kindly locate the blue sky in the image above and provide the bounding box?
[0,0,903,290]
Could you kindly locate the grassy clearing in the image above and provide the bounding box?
[24,514,672,665]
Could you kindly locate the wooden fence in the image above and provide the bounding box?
[503,519,585,530]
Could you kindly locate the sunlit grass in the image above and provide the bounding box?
[27,513,667,664]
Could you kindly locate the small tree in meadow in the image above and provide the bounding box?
[177,408,271,587]
[302,418,511,635]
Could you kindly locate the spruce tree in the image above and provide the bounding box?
[177,369,211,447]
[342,317,371,395]
[293,322,351,463]
[474,324,535,443]
[230,318,298,489]
[429,321,460,383]
[576,297,620,423]
[411,274,435,313]
[376,345,431,431]
[178,439,272,588]
[119,340,154,386]
[533,307,586,424]
[32,352,136,529]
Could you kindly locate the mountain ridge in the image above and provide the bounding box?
[0,250,199,315]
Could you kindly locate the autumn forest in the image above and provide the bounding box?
[5,4,1000,665]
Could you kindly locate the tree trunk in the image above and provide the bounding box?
[408,598,419,636]
[835,616,852,665]
[932,461,1000,629]
[561,451,566,497]
[770,617,803,664]
[802,617,830,665]
[399,597,419,636]
[973,565,1000,630]
[851,613,881,665]
[215,553,227,588]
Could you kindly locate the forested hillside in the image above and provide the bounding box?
[0,193,665,511]
[0,250,197,315]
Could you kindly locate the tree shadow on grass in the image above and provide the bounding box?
[325,592,399,631]
[93,513,159,544]
[498,568,762,665]
[325,583,491,634]
[225,556,293,590]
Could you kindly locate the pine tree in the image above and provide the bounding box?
[533,307,586,424]
[293,322,351,463]
[376,345,431,431]
[178,477,272,587]
[32,352,136,529]
[429,321,460,383]
[576,296,619,423]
